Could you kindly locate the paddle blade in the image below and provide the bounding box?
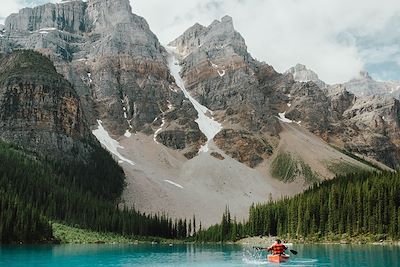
[290,249,298,255]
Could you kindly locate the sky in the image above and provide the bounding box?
[1,0,400,84]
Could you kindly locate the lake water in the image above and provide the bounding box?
[1,244,399,266]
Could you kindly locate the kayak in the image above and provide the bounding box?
[268,254,290,263]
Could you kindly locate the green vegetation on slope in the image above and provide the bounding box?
[271,153,298,182]
[196,171,400,242]
[52,223,133,244]
[0,140,186,244]
[271,152,319,183]
[329,145,383,171]
[325,160,367,176]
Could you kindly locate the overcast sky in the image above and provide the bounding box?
[1,0,400,84]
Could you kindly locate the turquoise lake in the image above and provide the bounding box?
[1,244,399,266]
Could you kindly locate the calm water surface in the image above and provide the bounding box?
[1,244,399,266]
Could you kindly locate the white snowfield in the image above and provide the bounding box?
[92,120,135,165]
[168,50,222,153]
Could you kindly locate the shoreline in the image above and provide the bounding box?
[235,236,400,246]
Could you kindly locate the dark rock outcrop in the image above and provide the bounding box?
[0,50,92,160]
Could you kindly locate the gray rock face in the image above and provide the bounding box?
[1,0,205,156]
[285,82,331,136]
[337,94,400,168]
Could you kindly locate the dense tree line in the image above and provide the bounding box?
[46,141,126,201]
[0,141,182,243]
[196,171,400,242]
[0,189,53,243]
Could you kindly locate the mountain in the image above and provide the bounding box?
[0,0,395,227]
[286,64,400,168]
[287,64,400,100]
[343,71,400,99]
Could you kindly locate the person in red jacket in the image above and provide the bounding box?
[267,239,288,255]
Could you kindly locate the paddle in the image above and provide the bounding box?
[253,246,298,255]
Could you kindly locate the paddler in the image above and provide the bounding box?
[266,239,288,255]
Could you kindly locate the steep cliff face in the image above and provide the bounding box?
[5,1,88,33]
[1,0,205,157]
[0,50,92,160]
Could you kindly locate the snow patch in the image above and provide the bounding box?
[169,85,178,92]
[87,72,93,83]
[124,130,132,138]
[39,27,57,31]
[167,101,173,111]
[218,70,226,77]
[164,180,183,189]
[278,112,293,123]
[168,49,223,153]
[92,120,135,165]
[39,31,49,34]
[153,118,166,144]
[287,103,292,107]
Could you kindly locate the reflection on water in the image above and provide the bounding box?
[0,243,399,266]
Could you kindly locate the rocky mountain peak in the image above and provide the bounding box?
[169,15,247,59]
[87,0,138,32]
[286,63,326,88]
[358,70,373,80]
[208,15,235,33]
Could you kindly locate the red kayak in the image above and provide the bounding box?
[268,254,290,263]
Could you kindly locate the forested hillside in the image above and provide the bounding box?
[196,171,400,242]
[0,141,185,243]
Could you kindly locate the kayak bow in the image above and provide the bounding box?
[267,254,290,263]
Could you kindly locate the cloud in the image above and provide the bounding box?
[1,0,400,83]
